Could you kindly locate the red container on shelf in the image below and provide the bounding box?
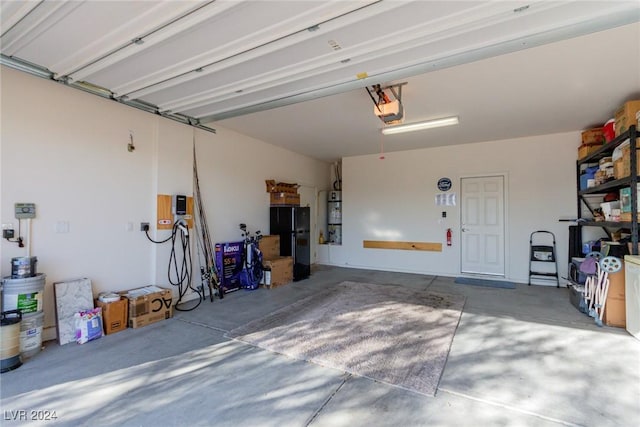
[604,119,616,142]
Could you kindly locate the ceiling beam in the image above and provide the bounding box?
[65,1,232,82]
[199,7,640,123]
[53,0,211,78]
[158,1,541,114]
[120,0,386,99]
[1,0,82,56]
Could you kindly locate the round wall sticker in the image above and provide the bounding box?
[437,177,452,191]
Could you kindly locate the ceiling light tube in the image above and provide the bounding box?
[381,116,459,135]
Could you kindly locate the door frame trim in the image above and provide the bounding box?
[459,173,510,279]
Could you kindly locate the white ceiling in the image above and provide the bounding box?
[1,1,639,162]
[219,21,640,161]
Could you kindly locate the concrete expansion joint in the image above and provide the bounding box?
[437,388,584,427]
[306,374,352,426]
[176,318,229,333]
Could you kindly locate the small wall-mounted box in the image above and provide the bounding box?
[15,203,36,219]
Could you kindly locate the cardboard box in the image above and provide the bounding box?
[214,241,244,292]
[578,143,602,159]
[270,192,300,206]
[603,266,626,327]
[263,256,293,288]
[265,180,298,194]
[120,286,173,329]
[128,311,172,328]
[603,297,626,328]
[95,297,128,335]
[607,267,626,300]
[259,235,281,260]
[581,127,605,145]
[594,169,609,185]
[613,143,640,179]
[620,212,632,222]
[614,100,640,136]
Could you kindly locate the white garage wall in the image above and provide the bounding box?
[328,132,578,284]
[194,126,326,244]
[0,66,329,339]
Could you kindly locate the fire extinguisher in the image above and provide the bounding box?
[446,228,452,246]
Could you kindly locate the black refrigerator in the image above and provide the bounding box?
[270,206,310,281]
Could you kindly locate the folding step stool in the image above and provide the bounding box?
[528,230,560,287]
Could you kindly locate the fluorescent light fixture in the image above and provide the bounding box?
[381,116,459,135]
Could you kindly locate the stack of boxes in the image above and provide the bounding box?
[118,285,173,329]
[265,180,300,206]
[579,100,640,222]
[614,100,640,137]
[611,100,640,178]
[613,102,640,228]
[613,140,640,181]
[91,285,174,338]
[578,127,605,159]
[259,235,294,288]
[595,156,615,186]
[578,100,640,161]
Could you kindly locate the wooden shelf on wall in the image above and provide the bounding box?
[363,240,442,252]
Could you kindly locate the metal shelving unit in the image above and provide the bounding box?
[576,125,638,254]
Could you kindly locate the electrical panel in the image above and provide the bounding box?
[15,203,36,219]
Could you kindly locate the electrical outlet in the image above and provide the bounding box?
[140,222,149,231]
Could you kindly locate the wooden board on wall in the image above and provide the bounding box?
[157,194,194,230]
[157,194,173,230]
[363,240,442,252]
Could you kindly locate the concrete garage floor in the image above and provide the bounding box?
[2,266,639,426]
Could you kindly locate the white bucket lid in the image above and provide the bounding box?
[98,292,120,303]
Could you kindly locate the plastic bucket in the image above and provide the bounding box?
[1,274,46,315]
[11,256,37,279]
[603,119,616,142]
[20,312,43,359]
[1,310,22,373]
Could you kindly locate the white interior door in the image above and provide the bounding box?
[461,176,505,276]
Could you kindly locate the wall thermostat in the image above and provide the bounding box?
[15,203,36,219]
